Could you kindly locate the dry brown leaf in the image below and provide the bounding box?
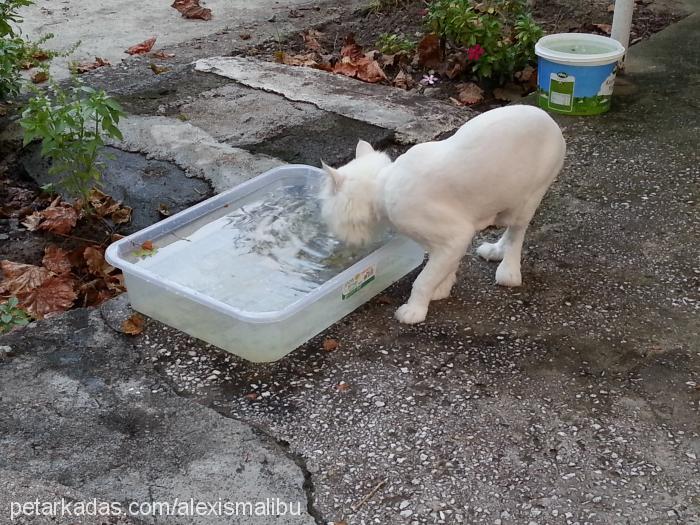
[150,63,171,75]
[335,382,350,392]
[332,56,387,84]
[21,212,43,231]
[456,82,484,105]
[83,246,114,277]
[74,57,110,74]
[79,279,113,307]
[444,60,466,80]
[88,189,132,224]
[19,274,76,319]
[105,273,125,293]
[355,57,387,83]
[31,71,49,84]
[340,35,364,60]
[244,392,259,401]
[152,51,175,59]
[171,0,212,20]
[592,23,612,34]
[515,65,535,83]
[88,189,120,216]
[493,83,525,102]
[393,70,413,90]
[111,206,132,224]
[279,52,319,67]
[0,260,51,296]
[417,34,442,69]
[323,338,339,352]
[36,202,78,235]
[42,245,72,275]
[126,37,157,55]
[122,313,145,335]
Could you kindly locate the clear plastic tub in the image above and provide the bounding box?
[105,164,424,362]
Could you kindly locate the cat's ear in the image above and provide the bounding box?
[321,160,344,192]
[355,139,375,158]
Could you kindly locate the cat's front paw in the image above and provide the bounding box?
[495,262,522,287]
[395,303,428,324]
[477,242,504,262]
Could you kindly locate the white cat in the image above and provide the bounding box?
[320,105,566,324]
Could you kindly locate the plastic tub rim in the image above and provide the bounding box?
[535,33,625,66]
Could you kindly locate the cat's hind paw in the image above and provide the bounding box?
[395,303,428,324]
[495,263,522,287]
[477,242,505,262]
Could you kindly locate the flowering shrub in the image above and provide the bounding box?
[426,0,543,81]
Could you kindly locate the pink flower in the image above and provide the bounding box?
[466,44,485,61]
[420,74,439,86]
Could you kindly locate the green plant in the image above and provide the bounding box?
[0,297,30,333]
[426,0,543,81]
[20,82,125,202]
[376,33,416,54]
[0,36,26,98]
[0,0,33,37]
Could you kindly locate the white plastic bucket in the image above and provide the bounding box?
[535,33,625,115]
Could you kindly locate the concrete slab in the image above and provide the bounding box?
[109,115,283,192]
[195,56,473,144]
[20,0,365,81]
[0,299,316,525]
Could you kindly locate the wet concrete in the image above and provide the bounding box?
[21,146,212,232]
[245,113,395,167]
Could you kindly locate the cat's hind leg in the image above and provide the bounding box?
[477,237,506,262]
[396,232,474,324]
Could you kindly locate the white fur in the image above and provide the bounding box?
[320,105,566,324]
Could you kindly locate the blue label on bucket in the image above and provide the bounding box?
[538,57,618,115]
[538,60,616,98]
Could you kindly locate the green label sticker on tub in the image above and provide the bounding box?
[549,72,575,112]
[342,265,376,300]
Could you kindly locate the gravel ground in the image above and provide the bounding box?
[134,8,700,524]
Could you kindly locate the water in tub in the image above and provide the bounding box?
[132,182,387,313]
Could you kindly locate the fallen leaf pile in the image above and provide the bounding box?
[0,180,133,321]
[271,30,537,101]
[0,225,125,322]
[276,33,394,85]
[86,189,133,224]
[0,241,126,319]
[171,0,212,20]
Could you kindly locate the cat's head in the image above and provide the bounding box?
[319,140,392,247]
